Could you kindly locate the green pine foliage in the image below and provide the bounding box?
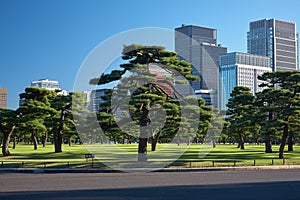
[257,71,300,158]
[90,44,208,161]
[227,86,256,150]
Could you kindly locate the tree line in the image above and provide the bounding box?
[1,44,299,160]
[91,44,300,160]
[226,71,300,158]
[0,88,87,156]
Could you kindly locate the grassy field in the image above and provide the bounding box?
[1,143,300,168]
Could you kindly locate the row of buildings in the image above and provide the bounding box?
[175,18,298,110]
[0,79,102,112]
[2,18,297,112]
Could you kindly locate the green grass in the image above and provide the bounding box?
[178,144,300,167]
[1,143,300,168]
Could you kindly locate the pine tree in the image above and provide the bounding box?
[0,109,17,156]
[90,44,199,161]
[257,71,300,158]
[227,86,256,150]
[17,87,57,150]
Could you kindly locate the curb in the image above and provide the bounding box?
[1,165,300,173]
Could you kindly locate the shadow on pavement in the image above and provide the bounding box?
[1,181,299,200]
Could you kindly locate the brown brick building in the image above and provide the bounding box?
[0,88,7,109]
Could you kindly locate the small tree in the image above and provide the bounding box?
[18,87,56,150]
[208,107,224,148]
[0,109,17,156]
[227,86,256,150]
[48,93,72,153]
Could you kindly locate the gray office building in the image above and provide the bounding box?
[247,18,298,71]
[175,25,227,107]
[90,89,108,112]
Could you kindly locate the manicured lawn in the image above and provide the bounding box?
[1,143,300,168]
[0,144,90,168]
[180,144,300,167]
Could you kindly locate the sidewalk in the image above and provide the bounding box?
[1,165,300,173]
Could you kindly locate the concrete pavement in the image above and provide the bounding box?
[1,169,300,199]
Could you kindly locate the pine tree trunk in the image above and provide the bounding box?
[288,131,294,152]
[138,137,148,161]
[2,133,11,156]
[151,131,161,152]
[138,104,150,161]
[54,132,63,153]
[212,139,216,148]
[265,111,274,153]
[240,141,245,150]
[12,136,16,149]
[239,134,245,150]
[256,138,259,145]
[265,138,273,153]
[42,132,48,147]
[54,109,64,153]
[32,133,38,150]
[1,125,15,156]
[68,137,72,146]
[279,124,289,159]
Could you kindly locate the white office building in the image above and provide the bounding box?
[31,79,67,95]
[219,52,272,110]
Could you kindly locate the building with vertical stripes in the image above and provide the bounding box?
[247,18,298,71]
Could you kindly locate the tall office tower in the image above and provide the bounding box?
[175,25,227,107]
[247,18,298,71]
[219,52,272,110]
[0,88,7,109]
[90,89,107,112]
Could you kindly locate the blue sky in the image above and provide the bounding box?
[1,0,300,109]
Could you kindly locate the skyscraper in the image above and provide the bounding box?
[0,88,7,109]
[90,89,107,112]
[175,24,227,107]
[247,18,298,71]
[219,52,272,110]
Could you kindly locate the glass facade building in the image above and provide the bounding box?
[175,25,227,107]
[219,52,272,110]
[247,18,298,71]
[195,89,214,106]
[90,89,108,112]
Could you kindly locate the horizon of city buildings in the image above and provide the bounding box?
[4,18,299,111]
[175,18,298,110]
